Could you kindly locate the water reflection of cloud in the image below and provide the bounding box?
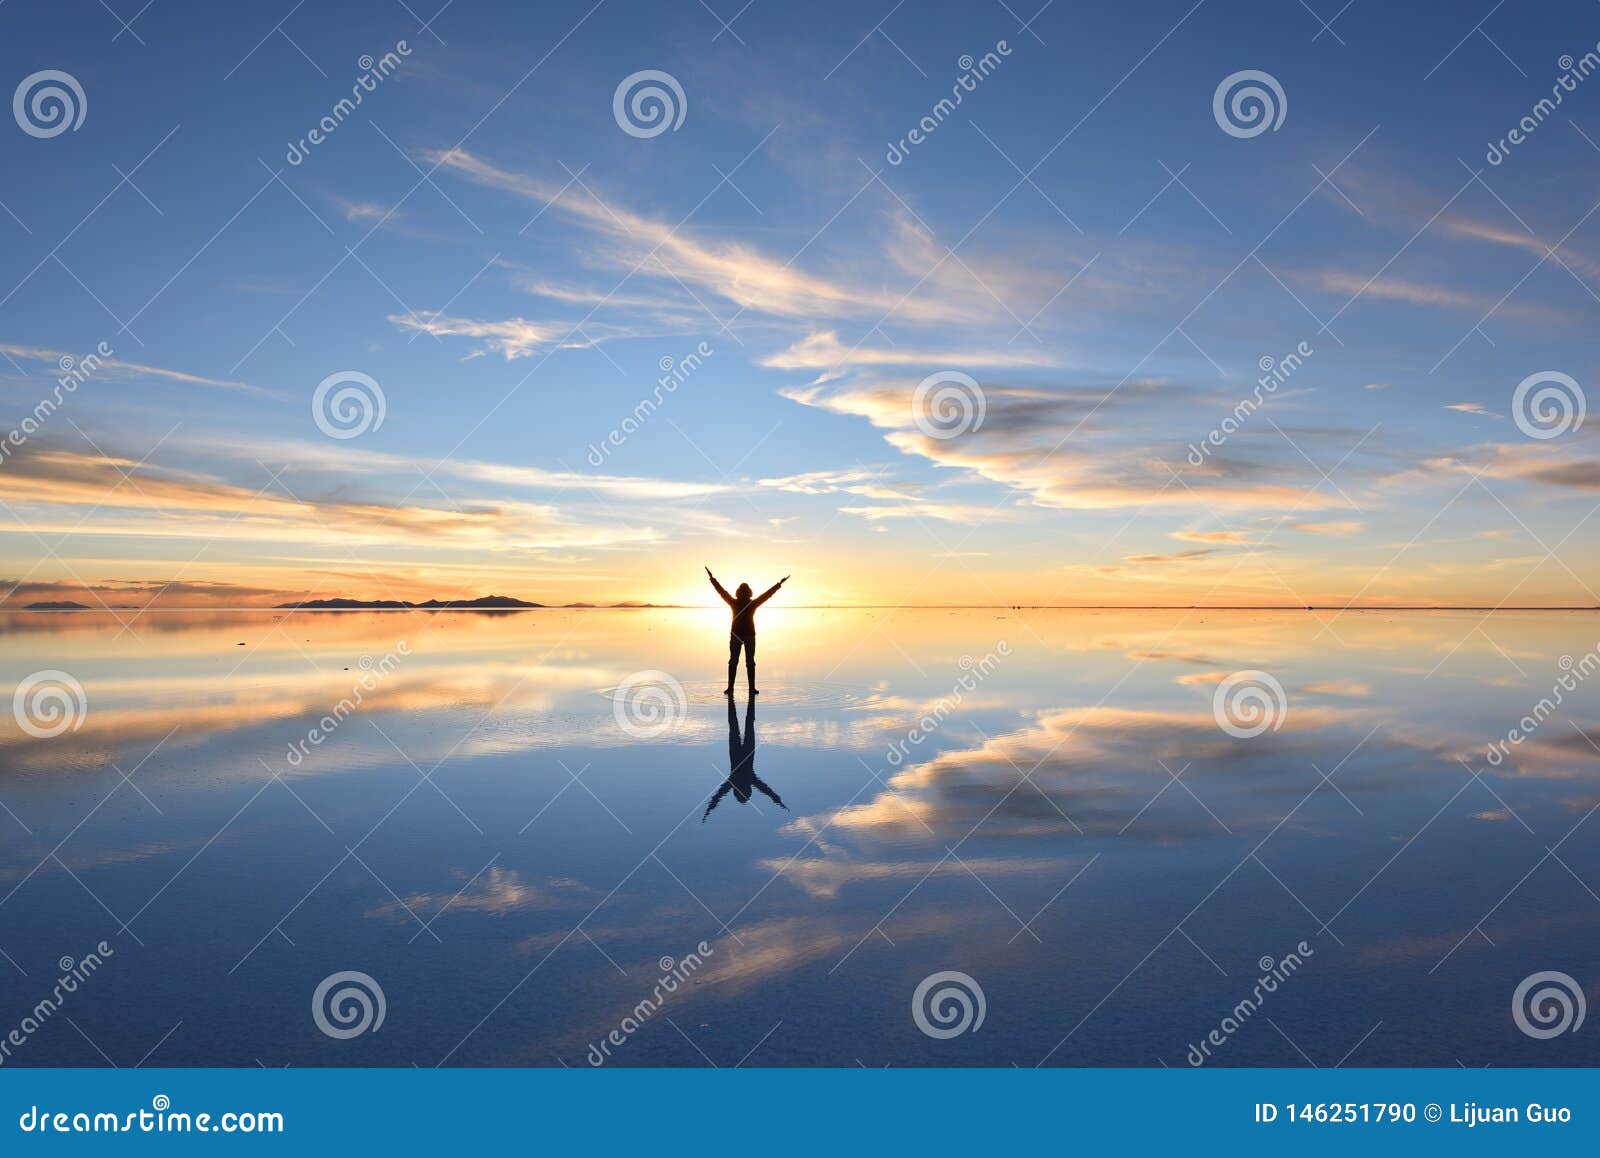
[0,659,723,779]
[368,867,598,921]
[757,854,1072,899]
[1436,724,1600,782]
[787,704,1389,845]
[0,838,197,881]
[1360,907,1600,967]
[498,910,979,1063]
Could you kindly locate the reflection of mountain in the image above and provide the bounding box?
[273,596,672,610]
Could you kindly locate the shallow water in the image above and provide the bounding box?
[1,608,1596,1066]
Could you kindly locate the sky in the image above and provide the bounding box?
[2,0,1600,607]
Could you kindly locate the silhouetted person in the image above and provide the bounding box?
[703,694,785,821]
[705,565,787,695]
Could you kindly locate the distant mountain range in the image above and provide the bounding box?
[13,595,672,611]
[276,595,543,610]
[274,595,670,610]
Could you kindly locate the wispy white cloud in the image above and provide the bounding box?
[1172,529,1254,544]
[1441,215,1600,281]
[784,377,1356,513]
[1289,520,1364,536]
[335,199,395,224]
[838,501,1005,524]
[0,342,272,396]
[385,311,635,359]
[0,447,667,553]
[1312,270,1564,323]
[758,467,888,494]
[760,330,1058,371]
[191,433,737,501]
[424,148,961,322]
[1122,548,1221,564]
[1423,444,1600,492]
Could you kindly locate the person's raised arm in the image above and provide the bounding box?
[751,775,787,811]
[702,781,732,821]
[752,574,789,608]
[705,565,734,606]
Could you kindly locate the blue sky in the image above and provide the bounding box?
[2,0,1599,606]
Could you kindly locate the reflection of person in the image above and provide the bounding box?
[703,694,785,821]
[705,566,787,695]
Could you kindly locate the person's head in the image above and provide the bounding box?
[735,582,752,600]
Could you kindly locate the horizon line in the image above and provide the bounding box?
[8,604,1600,612]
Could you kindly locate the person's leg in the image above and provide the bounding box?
[745,633,757,693]
[725,634,741,694]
